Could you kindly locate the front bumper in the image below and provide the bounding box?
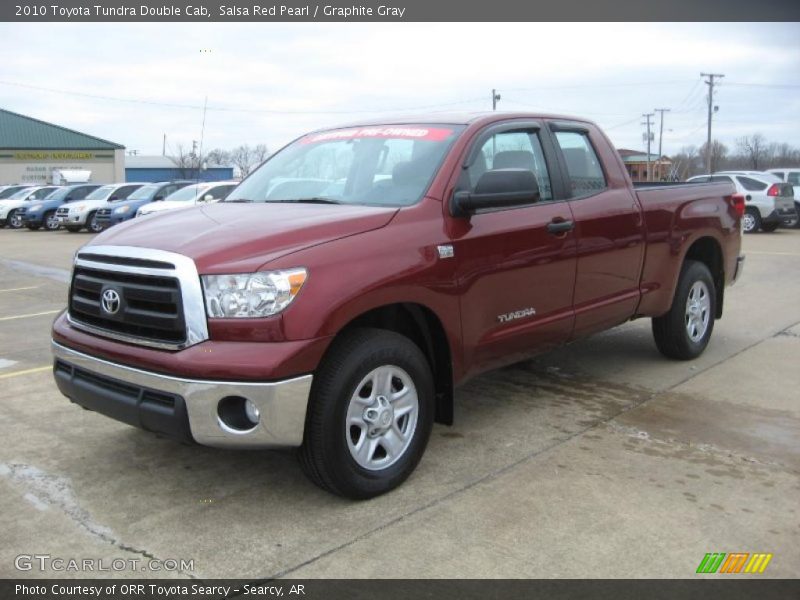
[52,341,313,449]
[22,212,44,226]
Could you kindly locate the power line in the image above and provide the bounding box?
[0,79,486,115]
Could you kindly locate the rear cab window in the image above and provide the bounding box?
[553,131,607,198]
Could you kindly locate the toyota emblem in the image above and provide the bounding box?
[101,289,121,315]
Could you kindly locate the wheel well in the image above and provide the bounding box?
[685,237,724,318]
[339,303,454,425]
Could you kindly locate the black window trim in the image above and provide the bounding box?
[546,120,609,202]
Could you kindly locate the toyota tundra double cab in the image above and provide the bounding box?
[52,112,744,498]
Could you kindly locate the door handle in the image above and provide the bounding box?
[546,219,574,235]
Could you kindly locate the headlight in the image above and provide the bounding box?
[201,269,307,318]
[30,204,42,212]
[114,205,131,214]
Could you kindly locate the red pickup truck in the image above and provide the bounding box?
[52,113,744,498]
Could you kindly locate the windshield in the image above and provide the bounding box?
[164,184,204,202]
[225,124,464,207]
[84,185,115,200]
[28,187,57,200]
[127,184,160,200]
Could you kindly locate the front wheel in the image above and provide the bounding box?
[299,328,434,499]
[8,209,23,229]
[742,208,760,233]
[87,212,102,233]
[652,260,716,360]
[44,211,60,231]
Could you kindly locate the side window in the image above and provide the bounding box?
[788,172,800,185]
[465,130,553,202]
[737,176,768,192]
[689,176,710,183]
[208,185,234,200]
[72,187,91,200]
[160,185,177,198]
[553,131,606,198]
[710,176,733,184]
[116,185,139,199]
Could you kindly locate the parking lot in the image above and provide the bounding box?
[0,226,798,579]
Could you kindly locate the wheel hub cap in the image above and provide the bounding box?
[685,281,711,342]
[346,365,419,471]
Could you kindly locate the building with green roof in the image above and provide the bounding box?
[0,108,125,185]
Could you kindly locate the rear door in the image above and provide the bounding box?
[548,122,646,337]
[451,121,577,375]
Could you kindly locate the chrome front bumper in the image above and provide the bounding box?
[52,342,312,449]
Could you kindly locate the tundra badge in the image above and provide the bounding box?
[498,307,536,323]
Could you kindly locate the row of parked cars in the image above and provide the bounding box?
[0,180,239,232]
[686,168,800,233]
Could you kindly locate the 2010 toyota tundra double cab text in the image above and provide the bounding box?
[52,112,745,499]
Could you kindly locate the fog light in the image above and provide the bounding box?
[245,399,260,424]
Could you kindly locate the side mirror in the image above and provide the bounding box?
[201,194,215,203]
[450,169,540,218]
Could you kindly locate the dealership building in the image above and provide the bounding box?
[0,108,125,185]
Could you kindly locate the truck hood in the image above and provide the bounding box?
[89,202,399,273]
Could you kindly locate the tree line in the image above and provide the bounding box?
[171,143,270,179]
[670,134,800,180]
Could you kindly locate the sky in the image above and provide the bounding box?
[1,22,798,158]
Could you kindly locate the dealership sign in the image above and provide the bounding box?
[13,151,96,160]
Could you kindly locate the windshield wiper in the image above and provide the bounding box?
[271,197,344,205]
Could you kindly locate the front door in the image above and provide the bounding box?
[450,124,578,377]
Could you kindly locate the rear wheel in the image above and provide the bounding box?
[652,260,716,360]
[44,211,60,231]
[742,208,760,233]
[8,209,23,229]
[299,328,434,499]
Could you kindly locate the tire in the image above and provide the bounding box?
[87,212,102,233]
[761,222,780,233]
[652,260,716,360]
[299,328,434,499]
[44,211,60,231]
[7,209,23,229]
[742,208,760,233]
[791,203,800,229]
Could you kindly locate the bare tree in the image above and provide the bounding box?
[670,145,701,179]
[171,143,200,179]
[699,140,728,173]
[204,148,231,166]
[735,134,769,170]
[230,144,270,178]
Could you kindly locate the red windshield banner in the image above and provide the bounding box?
[301,126,455,144]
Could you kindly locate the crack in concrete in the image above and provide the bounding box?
[267,317,800,580]
[0,462,197,579]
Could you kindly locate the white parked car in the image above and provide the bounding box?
[687,171,796,233]
[0,186,60,228]
[55,183,146,233]
[766,168,800,228]
[136,181,238,217]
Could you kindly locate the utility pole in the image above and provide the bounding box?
[654,107,670,180]
[701,73,724,173]
[492,89,501,111]
[642,113,654,182]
